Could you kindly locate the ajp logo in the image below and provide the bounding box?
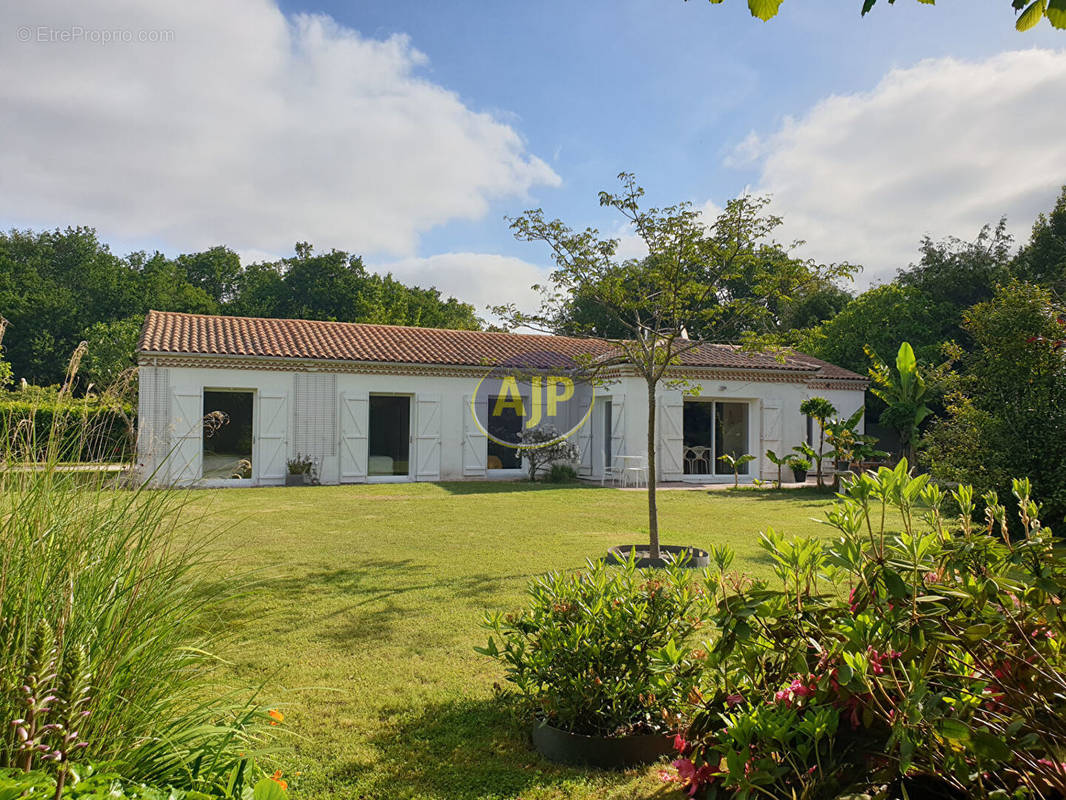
[470,351,595,450]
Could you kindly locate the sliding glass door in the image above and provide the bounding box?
[682,400,750,476]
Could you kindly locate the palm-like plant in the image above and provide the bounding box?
[866,341,933,463]
[798,397,836,488]
[718,453,757,488]
[765,449,790,488]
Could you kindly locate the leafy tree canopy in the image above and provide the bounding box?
[0,229,481,387]
[689,0,1066,32]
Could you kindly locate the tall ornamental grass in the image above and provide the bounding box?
[0,352,269,794]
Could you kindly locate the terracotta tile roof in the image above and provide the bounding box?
[138,310,866,380]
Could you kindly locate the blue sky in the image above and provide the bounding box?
[3,0,1065,314]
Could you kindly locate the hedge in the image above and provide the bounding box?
[0,398,136,463]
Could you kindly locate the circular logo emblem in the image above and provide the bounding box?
[470,350,595,451]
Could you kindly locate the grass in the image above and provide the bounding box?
[181,482,840,800]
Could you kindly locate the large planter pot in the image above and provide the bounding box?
[791,468,808,483]
[531,721,674,769]
[285,473,309,486]
[605,544,709,569]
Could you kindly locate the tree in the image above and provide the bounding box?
[500,173,852,559]
[799,396,836,489]
[865,341,938,463]
[1014,185,1066,297]
[688,0,1066,32]
[80,316,144,390]
[922,281,1066,524]
[516,426,581,481]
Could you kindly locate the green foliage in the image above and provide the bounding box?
[478,555,705,737]
[515,425,580,482]
[0,766,289,799]
[866,341,939,462]
[922,281,1066,524]
[799,397,836,488]
[691,0,1066,30]
[0,229,481,387]
[0,391,135,463]
[764,449,790,487]
[0,413,269,792]
[500,173,854,558]
[717,452,756,488]
[671,464,1066,799]
[79,317,142,390]
[546,463,579,483]
[1014,185,1066,296]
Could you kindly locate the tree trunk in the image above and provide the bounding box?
[647,379,659,560]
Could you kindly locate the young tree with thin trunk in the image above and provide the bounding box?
[497,173,854,560]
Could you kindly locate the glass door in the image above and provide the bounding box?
[368,395,411,478]
[683,400,750,476]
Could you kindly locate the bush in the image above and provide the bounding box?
[668,462,1066,799]
[477,556,705,737]
[546,463,578,483]
[0,410,268,793]
[0,390,135,463]
[0,766,290,799]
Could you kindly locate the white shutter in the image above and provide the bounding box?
[658,394,684,482]
[136,366,170,484]
[462,394,487,477]
[293,373,337,460]
[258,393,288,482]
[576,395,593,476]
[760,401,782,481]
[610,396,625,466]
[415,393,442,481]
[339,392,368,483]
[170,389,202,485]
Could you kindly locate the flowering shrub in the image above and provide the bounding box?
[478,555,705,737]
[668,461,1066,799]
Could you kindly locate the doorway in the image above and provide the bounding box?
[202,390,254,481]
[682,400,751,476]
[368,395,411,478]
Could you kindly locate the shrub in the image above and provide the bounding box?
[0,407,268,793]
[0,389,135,463]
[546,463,578,483]
[668,462,1066,799]
[478,556,705,737]
[0,765,290,799]
[515,426,579,482]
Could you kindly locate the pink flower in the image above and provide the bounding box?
[673,734,690,755]
[673,758,696,780]
[725,692,744,707]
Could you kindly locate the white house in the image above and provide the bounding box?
[136,310,867,487]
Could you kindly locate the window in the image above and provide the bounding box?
[487,395,522,470]
[682,400,750,476]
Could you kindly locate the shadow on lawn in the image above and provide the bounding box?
[435,480,597,495]
[338,697,669,800]
[197,559,533,650]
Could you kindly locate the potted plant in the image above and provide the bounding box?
[788,456,810,483]
[477,555,704,769]
[286,454,313,486]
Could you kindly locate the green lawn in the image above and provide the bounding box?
[183,482,839,800]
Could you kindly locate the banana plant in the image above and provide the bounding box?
[718,452,757,488]
[866,342,933,464]
[765,449,790,488]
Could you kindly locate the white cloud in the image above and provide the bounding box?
[370,252,549,317]
[736,49,1066,284]
[0,0,559,257]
